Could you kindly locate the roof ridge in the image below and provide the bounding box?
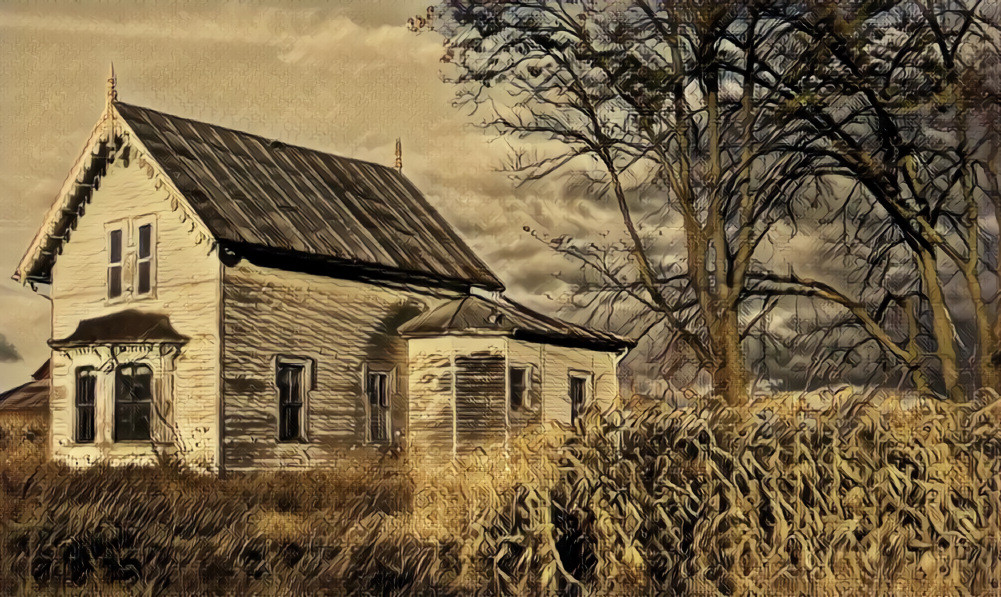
[114,101,401,175]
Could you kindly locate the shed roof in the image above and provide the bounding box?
[114,102,502,290]
[0,380,48,412]
[398,295,634,352]
[0,360,49,412]
[49,310,188,349]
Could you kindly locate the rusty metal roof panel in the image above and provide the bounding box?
[114,102,503,290]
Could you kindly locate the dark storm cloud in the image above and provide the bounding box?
[0,334,22,363]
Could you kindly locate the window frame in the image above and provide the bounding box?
[568,370,593,426]
[363,365,394,444]
[133,215,157,298]
[508,365,530,411]
[275,355,313,443]
[74,367,98,444]
[113,363,154,443]
[106,223,125,301]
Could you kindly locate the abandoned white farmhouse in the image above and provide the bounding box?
[12,73,632,473]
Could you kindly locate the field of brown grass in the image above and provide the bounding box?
[1,390,999,595]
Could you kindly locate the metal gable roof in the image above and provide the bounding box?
[398,295,634,352]
[113,102,503,290]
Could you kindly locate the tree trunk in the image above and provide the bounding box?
[905,295,930,395]
[711,308,748,405]
[917,249,962,399]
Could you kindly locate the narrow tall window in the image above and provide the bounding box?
[75,368,97,443]
[569,375,588,425]
[509,366,528,411]
[107,228,123,299]
[277,362,305,442]
[115,364,152,441]
[136,223,153,295]
[366,371,390,443]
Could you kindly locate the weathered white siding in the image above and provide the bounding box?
[49,156,222,469]
[407,336,510,453]
[220,261,457,470]
[407,335,621,454]
[507,339,620,425]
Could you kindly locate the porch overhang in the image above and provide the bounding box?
[49,310,188,350]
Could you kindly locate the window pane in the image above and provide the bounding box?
[138,224,152,259]
[108,265,122,298]
[367,373,378,406]
[109,229,122,263]
[137,261,151,295]
[280,405,300,441]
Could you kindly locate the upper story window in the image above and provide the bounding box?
[107,218,156,300]
[137,223,153,295]
[107,228,123,299]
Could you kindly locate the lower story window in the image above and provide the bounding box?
[366,371,390,443]
[115,364,152,441]
[277,359,308,442]
[75,367,97,443]
[569,374,589,425]
[509,366,528,411]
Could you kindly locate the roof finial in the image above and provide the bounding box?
[107,62,117,105]
[395,138,402,172]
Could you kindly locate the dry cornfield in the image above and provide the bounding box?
[1,388,999,595]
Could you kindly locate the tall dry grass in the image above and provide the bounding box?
[1,390,999,595]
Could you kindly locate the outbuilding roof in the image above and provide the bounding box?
[398,295,634,352]
[0,360,49,412]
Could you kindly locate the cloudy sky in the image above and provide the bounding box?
[0,0,630,389]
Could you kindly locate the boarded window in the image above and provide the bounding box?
[75,368,97,443]
[137,223,153,295]
[366,371,390,443]
[509,367,528,411]
[569,374,588,425]
[115,364,152,441]
[277,362,306,442]
[108,228,123,298]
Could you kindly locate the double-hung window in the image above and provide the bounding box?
[569,374,589,425]
[107,228,123,299]
[366,371,390,443]
[115,364,153,441]
[75,367,97,443]
[277,360,308,442]
[137,223,153,295]
[106,219,156,300]
[509,366,528,411]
